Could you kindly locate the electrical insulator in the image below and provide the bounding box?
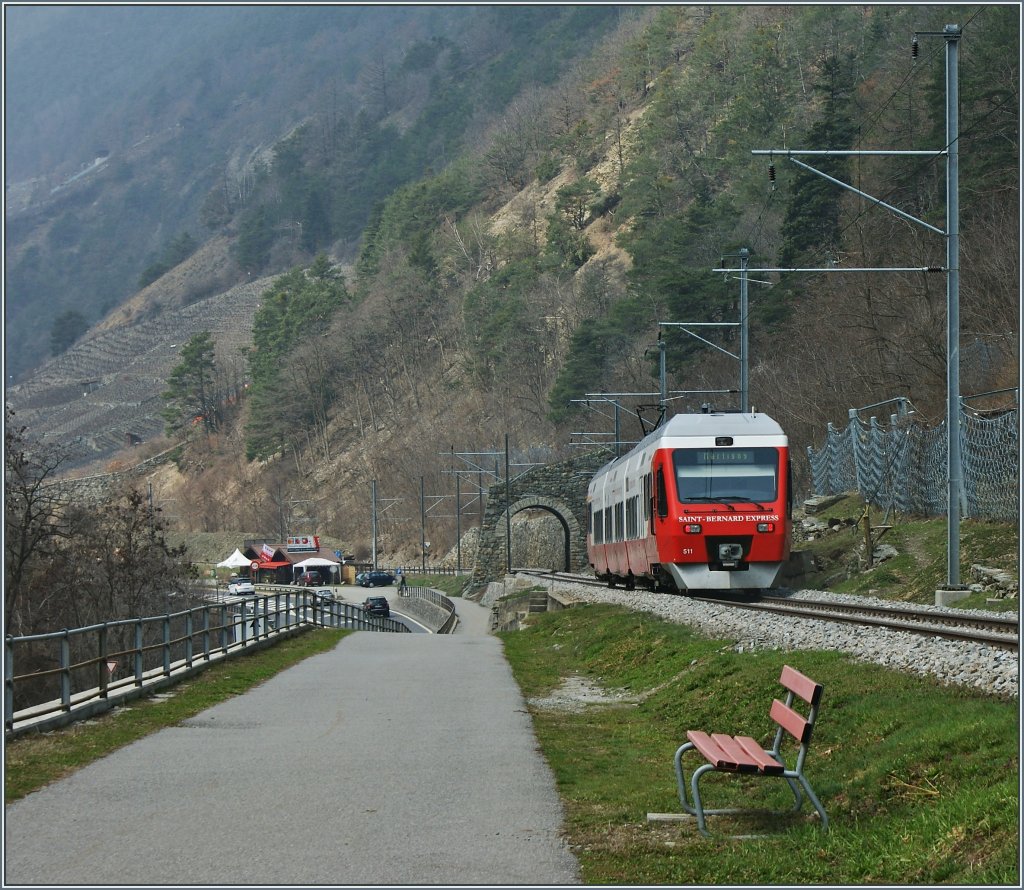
[911,36,919,58]
[768,164,776,182]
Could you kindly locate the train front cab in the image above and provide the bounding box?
[651,436,791,592]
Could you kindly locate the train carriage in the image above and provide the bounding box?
[587,412,792,592]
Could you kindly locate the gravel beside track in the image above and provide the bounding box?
[525,576,1019,698]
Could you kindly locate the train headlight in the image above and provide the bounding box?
[757,522,775,533]
[684,523,702,534]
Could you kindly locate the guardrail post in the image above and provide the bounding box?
[162,615,171,676]
[60,631,71,712]
[184,610,194,667]
[219,604,228,653]
[98,623,109,698]
[202,607,210,661]
[6,636,15,731]
[134,619,144,686]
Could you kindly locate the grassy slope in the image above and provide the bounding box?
[500,604,1018,885]
[794,494,1018,610]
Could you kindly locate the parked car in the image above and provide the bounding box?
[311,588,335,603]
[355,572,369,586]
[360,570,395,588]
[227,577,255,595]
[297,571,323,586]
[362,595,390,617]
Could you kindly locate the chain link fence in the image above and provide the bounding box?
[808,400,1019,521]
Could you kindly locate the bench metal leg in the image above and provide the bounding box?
[675,744,828,837]
[673,742,699,817]
[791,771,829,831]
[675,745,755,838]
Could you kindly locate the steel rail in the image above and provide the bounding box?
[693,595,1018,651]
[761,595,1018,638]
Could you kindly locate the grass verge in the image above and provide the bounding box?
[5,628,349,804]
[796,496,1018,608]
[500,604,1018,885]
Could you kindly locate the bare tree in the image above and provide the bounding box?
[4,407,72,633]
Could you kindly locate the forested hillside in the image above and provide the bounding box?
[6,5,1018,565]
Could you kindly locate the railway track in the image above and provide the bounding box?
[518,570,1019,652]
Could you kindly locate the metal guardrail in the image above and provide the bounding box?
[384,566,469,577]
[4,589,407,738]
[400,585,459,633]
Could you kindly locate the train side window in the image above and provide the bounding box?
[656,467,668,519]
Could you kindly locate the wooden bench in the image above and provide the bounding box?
[670,665,828,837]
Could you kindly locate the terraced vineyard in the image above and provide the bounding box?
[8,276,276,469]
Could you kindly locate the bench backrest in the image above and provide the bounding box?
[770,665,824,766]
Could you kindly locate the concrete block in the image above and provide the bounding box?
[803,494,847,514]
[935,587,971,607]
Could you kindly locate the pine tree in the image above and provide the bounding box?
[779,54,858,268]
[161,331,221,436]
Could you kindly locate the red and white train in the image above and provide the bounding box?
[587,412,792,592]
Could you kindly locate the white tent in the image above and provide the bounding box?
[292,556,341,581]
[293,557,340,569]
[216,548,252,569]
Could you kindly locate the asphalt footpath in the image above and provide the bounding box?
[3,597,581,886]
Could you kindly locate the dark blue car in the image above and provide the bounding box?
[362,596,390,617]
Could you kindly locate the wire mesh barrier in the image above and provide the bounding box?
[808,404,1018,521]
[4,591,408,738]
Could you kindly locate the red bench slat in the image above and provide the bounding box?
[780,665,823,706]
[710,733,760,772]
[770,698,812,743]
[734,736,786,775]
[686,730,734,768]
[686,730,746,771]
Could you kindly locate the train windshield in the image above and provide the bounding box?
[673,447,779,504]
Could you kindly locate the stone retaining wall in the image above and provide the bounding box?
[58,447,179,504]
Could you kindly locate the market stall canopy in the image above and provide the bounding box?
[216,549,251,568]
[293,557,340,567]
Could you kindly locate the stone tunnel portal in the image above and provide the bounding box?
[469,450,609,589]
